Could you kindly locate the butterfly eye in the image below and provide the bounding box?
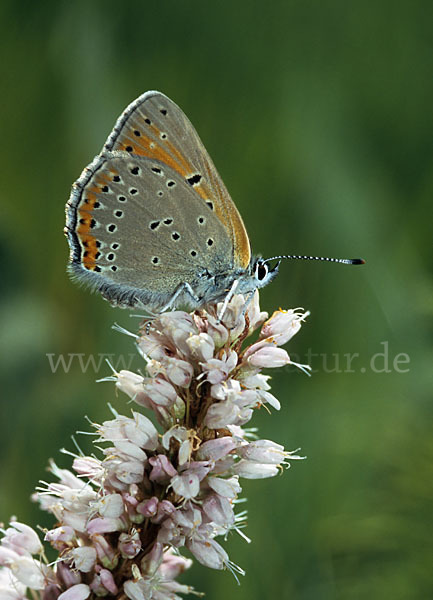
[255,261,268,281]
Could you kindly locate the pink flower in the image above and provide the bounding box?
[57,561,81,588]
[233,461,280,479]
[45,526,75,546]
[238,439,288,464]
[103,453,145,486]
[159,549,192,579]
[186,332,215,361]
[196,437,237,461]
[89,566,118,595]
[207,475,242,499]
[187,534,229,570]
[162,426,194,465]
[171,472,200,500]
[6,554,48,589]
[114,370,145,398]
[1,522,42,556]
[200,349,238,384]
[0,568,27,599]
[92,535,118,570]
[148,455,177,484]
[96,493,124,518]
[260,308,307,346]
[135,376,178,408]
[202,494,235,527]
[86,517,125,535]
[202,313,229,347]
[69,546,97,572]
[118,530,141,559]
[246,290,269,331]
[72,457,104,481]
[136,496,159,518]
[246,344,291,368]
[58,583,90,600]
[1,291,307,599]
[165,357,194,387]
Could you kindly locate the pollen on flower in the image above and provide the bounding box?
[0,291,308,599]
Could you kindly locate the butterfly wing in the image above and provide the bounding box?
[65,151,236,309]
[103,91,251,269]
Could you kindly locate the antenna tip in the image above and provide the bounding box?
[350,258,366,265]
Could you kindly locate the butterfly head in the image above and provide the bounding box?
[252,257,281,288]
[235,256,281,296]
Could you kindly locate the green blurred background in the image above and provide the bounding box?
[0,1,432,598]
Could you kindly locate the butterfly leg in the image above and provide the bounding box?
[131,299,160,317]
[217,279,239,322]
[240,290,256,316]
[159,282,201,313]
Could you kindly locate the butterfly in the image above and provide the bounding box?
[65,91,363,313]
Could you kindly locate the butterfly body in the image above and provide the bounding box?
[65,91,278,311]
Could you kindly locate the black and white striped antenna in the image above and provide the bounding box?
[264,255,365,265]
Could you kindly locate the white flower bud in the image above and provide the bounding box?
[186,332,215,361]
[44,526,75,545]
[115,370,145,398]
[247,345,290,368]
[3,521,42,556]
[233,460,280,479]
[204,401,240,429]
[203,494,235,527]
[124,580,147,600]
[187,536,228,570]
[118,530,141,559]
[10,556,47,589]
[70,546,97,573]
[97,493,124,518]
[238,440,287,464]
[196,437,237,461]
[171,473,200,500]
[207,475,242,499]
[165,357,193,387]
[86,517,124,535]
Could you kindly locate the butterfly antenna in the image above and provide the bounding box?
[264,255,365,265]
